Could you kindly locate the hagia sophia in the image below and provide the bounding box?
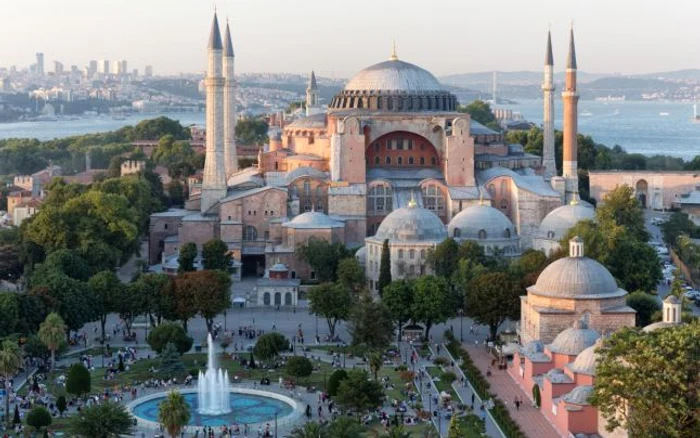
[149,15,594,291]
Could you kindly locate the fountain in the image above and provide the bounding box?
[197,333,231,415]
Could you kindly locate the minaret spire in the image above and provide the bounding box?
[223,19,238,177]
[562,24,580,203]
[201,12,227,212]
[541,30,556,180]
[389,40,398,61]
[306,70,319,116]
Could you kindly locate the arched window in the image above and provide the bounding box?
[420,249,426,259]
[303,199,312,212]
[488,184,496,195]
[368,184,393,214]
[303,180,311,196]
[420,157,425,165]
[422,184,445,212]
[478,229,487,240]
[408,157,414,165]
[374,156,380,165]
[385,156,391,165]
[274,161,278,170]
[243,225,258,241]
[398,249,404,259]
[263,293,270,305]
[500,199,508,210]
[504,228,511,238]
[431,157,437,166]
[453,228,461,238]
[409,249,415,259]
[547,231,555,239]
[316,185,323,199]
[409,265,415,275]
[397,156,403,165]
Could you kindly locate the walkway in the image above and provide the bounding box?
[461,342,563,438]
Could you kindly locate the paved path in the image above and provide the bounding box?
[462,342,562,438]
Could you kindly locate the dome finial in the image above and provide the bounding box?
[389,40,398,61]
[478,190,485,206]
[570,190,580,205]
[408,191,417,208]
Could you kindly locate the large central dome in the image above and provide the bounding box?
[345,59,444,93]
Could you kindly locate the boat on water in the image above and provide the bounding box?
[659,112,670,116]
[692,103,700,123]
[580,110,593,117]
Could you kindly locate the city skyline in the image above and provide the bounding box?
[2,0,699,78]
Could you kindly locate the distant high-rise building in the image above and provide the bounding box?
[144,65,153,77]
[35,53,44,77]
[111,60,120,75]
[132,68,139,78]
[119,60,127,76]
[99,60,110,74]
[88,60,98,76]
[54,61,64,75]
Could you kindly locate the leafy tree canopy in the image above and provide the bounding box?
[253,332,289,362]
[68,402,134,438]
[465,272,520,340]
[178,242,197,273]
[201,239,232,271]
[457,100,499,131]
[336,369,385,419]
[625,291,661,327]
[308,282,353,338]
[348,293,394,351]
[411,275,455,338]
[66,363,91,398]
[297,238,352,283]
[147,322,193,355]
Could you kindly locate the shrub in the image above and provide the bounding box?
[441,371,457,383]
[433,357,449,366]
[159,343,185,378]
[532,384,541,408]
[56,395,67,417]
[147,322,193,355]
[26,406,52,431]
[66,363,91,398]
[397,364,408,372]
[285,356,313,381]
[399,370,415,382]
[326,369,349,396]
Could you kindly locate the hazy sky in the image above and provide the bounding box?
[2,0,698,78]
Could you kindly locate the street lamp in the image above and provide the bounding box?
[274,411,278,438]
[315,313,319,340]
[459,309,464,342]
[224,310,227,332]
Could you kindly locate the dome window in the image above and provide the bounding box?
[408,157,414,165]
[453,228,461,238]
[398,249,404,259]
[478,229,487,240]
[547,231,555,239]
[504,228,511,238]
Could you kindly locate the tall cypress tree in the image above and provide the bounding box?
[377,239,392,296]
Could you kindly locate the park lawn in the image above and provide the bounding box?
[376,367,415,404]
[457,413,487,437]
[366,421,434,437]
[425,367,458,400]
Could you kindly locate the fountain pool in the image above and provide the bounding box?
[131,391,295,427]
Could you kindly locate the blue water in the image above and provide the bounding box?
[132,393,293,427]
[1,100,699,160]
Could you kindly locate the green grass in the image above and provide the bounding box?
[366,421,434,437]
[457,413,487,437]
[425,367,458,400]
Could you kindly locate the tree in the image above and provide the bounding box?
[289,421,328,438]
[68,401,134,438]
[411,276,454,338]
[336,369,385,423]
[447,414,462,438]
[253,332,289,363]
[383,426,411,438]
[158,391,191,438]
[137,272,170,327]
[428,238,460,278]
[327,369,348,397]
[0,244,22,282]
[147,322,193,355]
[377,239,392,295]
[25,406,52,433]
[38,312,67,371]
[115,281,147,336]
[0,340,22,428]
[163,273,198,331]
[382,280,415,342]
[597,184,649,242]
[327,416,363,438]
[174,270,231,333]
[16,292,48,335]
[348,294,394,351]
[532,384,541,408]
[66,363,91,399]
[337,257,365,292]
[285,356,313,383]
[308,283,352,338]
[0,293,19,337]
[626,291,662,327]
[202,239,232,271]
[660,212,699,246]
[56,395,67,417]
[368,352,383,381]
[31,248,90,283]
[591,324,700,437]
[177,242,197,273]
[159,343,185,379]
[131,117,190,141]
[297,238,352,282]
[235,118,269,145]
[88,270,121,341]
[465,272,521,341]
[458,100,499,130]
[32,271,96,340]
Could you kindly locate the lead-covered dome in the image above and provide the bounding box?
[329,56,458,112]
[530,237,623,298]
[568,339,603,376]
[548,320,600,356]
[539,199,595,241]
[373,201,447,242]
[345,60,443,93]
[448,203,517,241]
[283,212,344,229]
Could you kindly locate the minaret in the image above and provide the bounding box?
[542,31,557,180]
[305,70,319,117]
[223,19,238,177]
[562,25,579,203]
[201,13,227,213]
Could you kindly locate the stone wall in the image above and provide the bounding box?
[589,171,699,210]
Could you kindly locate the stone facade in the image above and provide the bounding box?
[589,170,699,210]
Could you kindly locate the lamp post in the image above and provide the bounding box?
[274,411,278,438]
[459,309,464,342]
[224,310,227,332]
[315,313,318,340]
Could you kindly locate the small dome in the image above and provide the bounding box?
[448,203,517,241]
[269,263,288,272]
[569,339,603,376]
[345,59,444,93]
[562,386,594,406]
[283,212,344,229]
[548,320,600,356]
[531,240,621,298]
[664,295,680,304]
[355,246,367,266]
[521,340,545,356]
[374,203,447,242]
[539,201,595,241]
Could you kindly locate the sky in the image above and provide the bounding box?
[2,0,698,78]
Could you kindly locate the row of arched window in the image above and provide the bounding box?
[372,156,437,166]
[452,228,511,239]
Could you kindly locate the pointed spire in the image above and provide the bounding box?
[567,23,577,70]
[308,70,318,90]
[208,12,223,50]
[389,40,398,61]
[545,30,554,66]
[223,19,234,57]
